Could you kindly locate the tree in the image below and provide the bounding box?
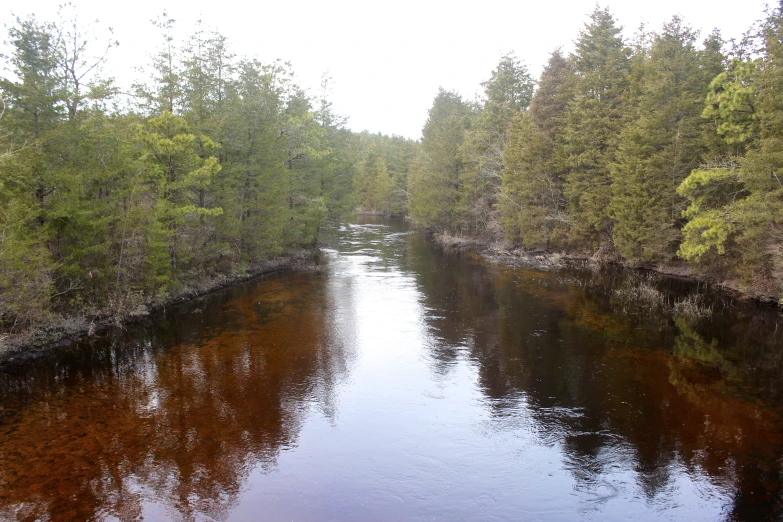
[678,4,783,293]
[0,15,61,140]
[180,23,235,139]
[279,87,329,246]
[458,53,534,235]
[0,97,53,327]
[54,3,119,121]
[500,50,574,247]
[702,59,758,146]
[609,18,724,263]
[0,9,358,330]
[409,88,470,231]
[0,16,63,326]
[216,59,290,261]
[134,12,182,115]
[562,6,630,249]
[354,132,416,216]
[136,111,222,273]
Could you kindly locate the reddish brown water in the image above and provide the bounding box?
[1,218,783,521]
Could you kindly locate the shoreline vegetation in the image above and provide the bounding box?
[401,7,783,305]
[433,231,781,307]
[3,4,783,359]
[0,248,318,363]
[0,7,384,351]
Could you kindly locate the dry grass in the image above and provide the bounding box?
[613,274,668,310]
[673,294,714,320]
[435,232,484,249]
[613,272,715,321]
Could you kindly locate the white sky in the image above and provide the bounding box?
[1,0,768,139]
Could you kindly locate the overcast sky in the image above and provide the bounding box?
[1,1,769,139]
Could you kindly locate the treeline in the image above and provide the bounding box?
[4,5,782,332]
[408,6,783,298]
[354,132,417,216]
[0,9,417,329]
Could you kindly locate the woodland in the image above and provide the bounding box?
[1,4,782,335]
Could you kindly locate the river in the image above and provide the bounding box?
[1,217,782,521]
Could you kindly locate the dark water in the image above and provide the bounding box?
[2,218,783,521]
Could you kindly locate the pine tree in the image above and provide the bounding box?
[136,112,222,274]
[134,12,182,115]
[0,16,62,325]
[679,4,783,293]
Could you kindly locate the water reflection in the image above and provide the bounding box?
[0,217,782,521]
[0,274,349,520]
[397,218,783,520]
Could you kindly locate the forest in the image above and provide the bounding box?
[1,4,782,337]
[408,5,783,302]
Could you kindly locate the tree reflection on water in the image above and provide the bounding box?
[0,219,782,521]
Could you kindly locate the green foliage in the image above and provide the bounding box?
[133,12,182,115]
[702,59,758,145]
[676,4,783,294]
[403,4,783,297]
[676,167,742,262]
[499,50,573,247]
[0,174,53,326]
[408,89,471,231]
[355,132,417,215]
[5,2,783,332]
[563,6,630,248]
[0,11,363,329]
[609,17,723,263]
[458,53,535,236]
[0,15,61,139]
[409,55,535,236]
[478,52,534,136]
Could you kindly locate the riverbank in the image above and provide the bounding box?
[355,210,407,218]
[435,232,783,307]
[0,248,320,363]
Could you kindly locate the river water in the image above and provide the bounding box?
[1,218,782,521]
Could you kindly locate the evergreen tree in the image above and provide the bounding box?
[679,3,783,294]
[500,50,574,247]
[354,132,417,215]
[217,59,290,260]
[563,6,630,249]
[409,88,470,231]
[609,18,724,263]
[134,12,182,115]
[459,53,534,235]
[0,16,61,325]
[136,111,222,275]
[0,15,61,140]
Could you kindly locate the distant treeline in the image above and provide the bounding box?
[404,5,783,300]
[0,8,418,329]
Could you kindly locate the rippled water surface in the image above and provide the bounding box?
[2,218,783,521]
